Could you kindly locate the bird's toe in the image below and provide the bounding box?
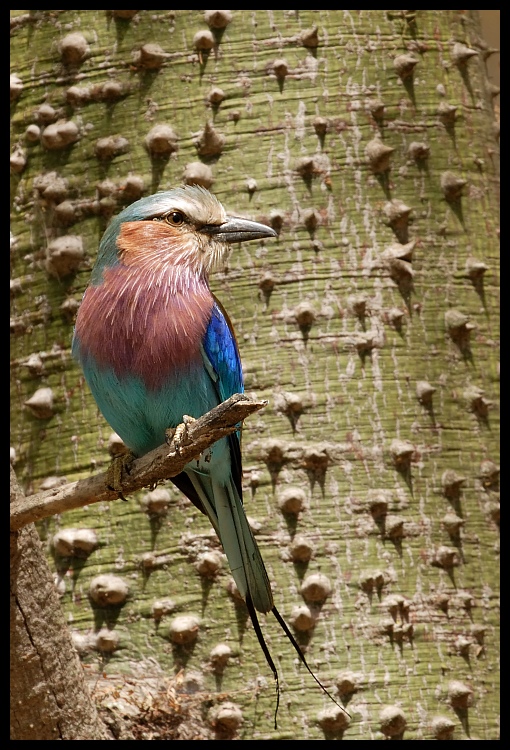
[106,451,135,501]
[165,415,197,456]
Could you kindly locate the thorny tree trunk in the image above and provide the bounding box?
[10,468,112,739]
[10,10,499,740]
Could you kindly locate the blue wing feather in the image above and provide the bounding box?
[202,296,243,402]
[201,296,244,498]
[194,297,273,612]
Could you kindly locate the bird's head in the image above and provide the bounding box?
[91,185,277,284]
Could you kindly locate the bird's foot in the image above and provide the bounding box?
[165,415,196,456]
[106,451,135,501]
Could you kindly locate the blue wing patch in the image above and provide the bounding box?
[202,297,244,402]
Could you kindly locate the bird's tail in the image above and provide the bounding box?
[187,471,274,614]
[186,469,348,731]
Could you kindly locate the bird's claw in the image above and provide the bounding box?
[165,415,196,456]
[106,451,135,501]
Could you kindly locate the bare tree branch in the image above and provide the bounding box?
[10,394,267,531]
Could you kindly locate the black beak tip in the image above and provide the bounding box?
[202,217,278,243]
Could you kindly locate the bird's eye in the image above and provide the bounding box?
[164,211,185,226]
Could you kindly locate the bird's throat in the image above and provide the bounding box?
[75,260,214,392]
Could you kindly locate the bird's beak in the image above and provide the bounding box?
[200,217,277,243]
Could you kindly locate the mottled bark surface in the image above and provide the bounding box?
[11,11,499,739]
[10,468,112,740]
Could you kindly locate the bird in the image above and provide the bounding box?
[72,185,343,723]
[72,185,276,614]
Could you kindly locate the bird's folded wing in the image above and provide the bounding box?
[187,471,273,614]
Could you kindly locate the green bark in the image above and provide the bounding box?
[11,10,499,739]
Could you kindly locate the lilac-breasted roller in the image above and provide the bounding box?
[72,185,276,615]
[72,186,342,717]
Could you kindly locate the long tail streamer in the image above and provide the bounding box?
[245,595,350,730]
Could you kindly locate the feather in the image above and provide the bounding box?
[72,186,345,726]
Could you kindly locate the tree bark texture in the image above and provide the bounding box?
[10,467,111,740]
[11,10,499,740]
